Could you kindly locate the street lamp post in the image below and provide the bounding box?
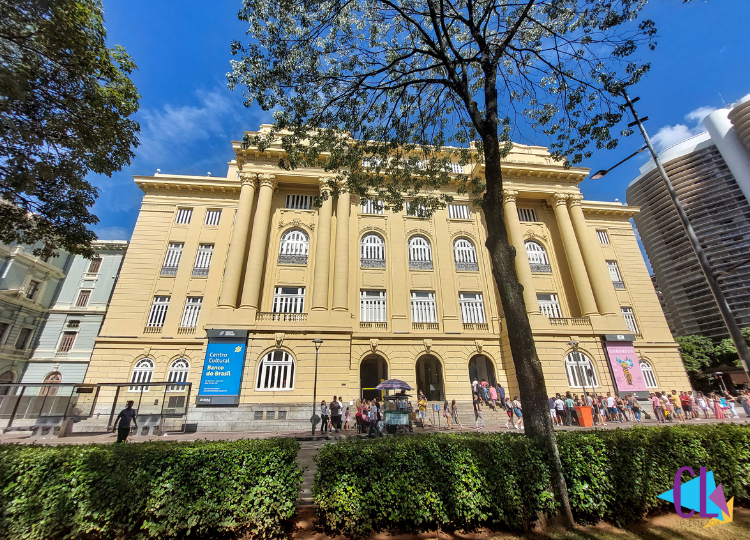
[311,338,323,436]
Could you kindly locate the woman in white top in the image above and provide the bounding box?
[698,393,710,419]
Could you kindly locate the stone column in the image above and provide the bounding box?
[332,189,351,311]
[218,173,257,308]
[568,195,619,315]
[311,178,334,311]
[240,174,277,309]
[502,190,540,314]
[549,193,598,316]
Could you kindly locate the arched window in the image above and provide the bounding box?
[256,350,295,391]
[129,358,154,392]
[639,360,658,389]
[565,351,599,389]
[360,233,385,268]
[453,238,478,271]
[278,229,309,265]
[408,236,433,270]
[525,241,551,273]
[167,358,190,391]
[0,370,15,396]
[39,372,62,397]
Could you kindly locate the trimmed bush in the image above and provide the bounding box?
[313,425,750,535]
[0,437,301,540]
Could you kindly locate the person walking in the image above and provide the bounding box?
[368,400,380,436]
[443,400,451,429]
[320,400,329,434]
[489,385,498,410]
[724,391,740,418]
[113,400,138,443]
[503,397,513,428]
[418,393,428,428]
[451,399,461,427]
[670,390,685,423]
[651,392,665,423]
[496,382,506,404]
[473,394,484,429]
[512,396,524,430]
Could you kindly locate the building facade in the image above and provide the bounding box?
[627,98,750,340]
[84,126,690,431]
[20,241,128,387]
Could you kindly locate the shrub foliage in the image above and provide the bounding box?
[0,437,301,540]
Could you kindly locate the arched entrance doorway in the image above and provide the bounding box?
[468,355,496,387]
[360,355,387,400]
[416,355,444,401]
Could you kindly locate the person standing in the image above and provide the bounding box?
[418,393,427,428]
[320,400,329,434]
[503,397,513,428]
[606,392,618,423]
[724,391,740,419]
[670,390,685,423]
[451,399,461,427]
[113,400,138,443]
[688,391,699,419]
[489,385,498,410]
[713,393,726,420]
[629,394,642,423]
[368,400,379,436]
[548,395,557,424]
[443,399,451,429]
[554,394,565,426]
[496,383,506,404]
[512,396,524,430]
[344,406,351,430]
[679,392,691,421]
[698,392,710,419]
[650,393,664,423]
[564,393,575,427]
[473,394,484,429]
[329,395,340,432]
[741,390,750,417]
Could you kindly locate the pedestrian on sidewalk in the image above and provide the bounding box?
[113,400,138,443]
[628,393,642,423]
[669,390,685,423]
[320,400,329,434]
[512,396,524,430]
[698,392,710,418]
[564,393,575,427]
[443,400,451,429]
[489,385,498,410]
[548,395,557,425]
[344,406,350,430]
[503,397,513,428]
[473,394,484,429]
[329,395,341,432]
[724,391,740,418]
[606,392,618,423]
[368,400,380,436]
[741,390,750,417]
[451,399,461,427]
[712,393,726,419]
[418,393,427,428]
[496,382,506,404]
[554,394,565,426]
[650,393,664,423]
[680,392,691,420]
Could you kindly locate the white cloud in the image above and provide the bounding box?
[685,106,718,124]
[651,105,719,152]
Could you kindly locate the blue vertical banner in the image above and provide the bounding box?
[196,329,248,406]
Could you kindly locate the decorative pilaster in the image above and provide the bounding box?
[503,189,540,314]
[332,188,351,311]
[311,178,334,311]
[240,174,277,309]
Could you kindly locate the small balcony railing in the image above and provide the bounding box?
[144,326,163,334]
[361,258,386,268]
[530,263,552,273]
[160,266,178,276]
[192,267,209,277]
[455,262,479,272]
[409,260,433,270]
[360,321,387,329]
[548,317,592,327]
[412,322,439,330]
[463,322,489,331]
[277,254,308,265]
[612,281,626,289]
[255,312,308,322]
[177,326,196,335]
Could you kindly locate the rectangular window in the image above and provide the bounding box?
[58,331,77,353]
[621,307,639,334]
[26,280,41,300]
[87,258,102,273]
[360,290,387,322]
[446,162,464,174]
[162,243,183,276]
[147,296,170,327]
[597,230,610,245]
[272,287,305,313]
[204,209,222,226]
[407,201,427,217]
[76,290,91,307]
[0,322,9,344]
[192,244,214,276]
[607,260,625,289]
[459,293,486,324]
[175,208,193,224]
[448,204,471,219]
[15,327,32,350]
[517,208,538,222]
[67,320,80,328]
[537,293,562,318]
[410,291,437,323]
[360,199,385,214]
[285,194,313,210]
[362,156,382,168]
[180,297,203,328]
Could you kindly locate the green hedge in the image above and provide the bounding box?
[0,437,301,540]
[313,425,750,536]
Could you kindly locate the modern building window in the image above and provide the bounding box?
[76,290,91,307]
[167,358,190,391]
[87,258,102,273]
[361,199,385,214]
[621,306,639,334]
[278,229,309,265]
[40,371,62,397]
[517,208,538,222]
[459,292,486,324]
[408,235,433,270]
[192,244,214,276]
[58,331,77,353]
[285,194,313,210]
[607,260,625,289]
[256,350,296,391]
[175,208,193,224]
[565,351,599,388]
[26,280,41,300]
[453,238,478,271]
[162,243,183,276]
[448,204,471,219]
[146,296,170,328]
[15,327,32,350]
[129,358,154,392]
[360,290,387,322]
[640,360,658,388]
[525,241,552,273]
[272,287,305,313]
[179,297,203,329]
[597,230,610,245]
[360,233,385,268]
[204,209,221,226]
[537,293,562,318]
[406,201,427,217]
[410,291,438,323]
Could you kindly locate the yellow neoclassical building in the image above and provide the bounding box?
[84,125,690,430]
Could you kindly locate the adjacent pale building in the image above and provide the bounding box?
[84,126,690,431]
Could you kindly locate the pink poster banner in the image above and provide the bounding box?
[605,341,647,392]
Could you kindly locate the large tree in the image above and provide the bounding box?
[0,0,139,258]
[229,0,657,526]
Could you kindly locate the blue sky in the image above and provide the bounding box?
[93,0,750,246]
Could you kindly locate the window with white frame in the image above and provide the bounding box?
[180,297,203,329]
[446,162,464,174]
[640,360,658,388]
[146,296,170,328]
[256,350,296,391]
[362,156,383,168]
[406,201,427,217]
[517,208,538,222]
[175,208,193,224]
[453,238,478,271]
[272,287,305,313]
[607,260,625,288]
[459,293,486,324]
[448,204,471,219]
[360,290,387,322]
[408,236,432,269]
[129,358,154,392]
[285,194,313,210]
[204,209,221,226]
[525,241,551,273]
[621,306,639,334]
[278,229,309,264]
[192,244,213,276]
[360,233,385,267]
[162,243,183,276]
[76,290,91,307]
[361,199,385,214]
[565,351,599,388]
[410,291,438,323]
[167,358,190,391]
[58,331,77,353]
[597,230,610,245]
[537,293,562,318]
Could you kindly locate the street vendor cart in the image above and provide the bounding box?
[375,379,413,434]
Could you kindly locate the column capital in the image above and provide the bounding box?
[548,193,569,207]
[318,176,334,194]
[502,189,518,204]
[567,194,584,207]
[238,172,258,188]
[258,173,277,190]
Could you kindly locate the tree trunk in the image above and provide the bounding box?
[481,133,576,529]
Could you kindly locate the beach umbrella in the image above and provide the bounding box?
[375,379,413,391]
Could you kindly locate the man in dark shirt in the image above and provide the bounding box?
[113,400,138,443]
